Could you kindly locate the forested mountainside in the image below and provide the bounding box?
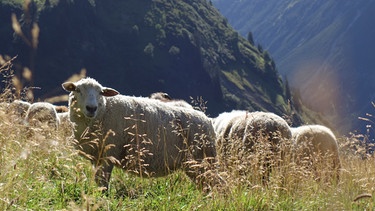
[213,0,375,133]
[0,0,315,124]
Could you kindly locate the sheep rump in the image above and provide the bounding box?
[63,78,216,189]
[1,100,31,123]
[9,100,31,118]
[212,110,292,181]
[213,110,291,152]
[291,125,341,180]
[230,111,292,147]
[213,110,248,140]
[25,102,60,129]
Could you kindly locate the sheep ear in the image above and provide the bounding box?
[101,88,119,97]
[163,93,172,100]
[62,82,76,92]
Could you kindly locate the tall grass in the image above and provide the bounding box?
[3,1,375,210]
[2,43,375,211]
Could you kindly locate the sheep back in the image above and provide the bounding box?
[10,100,31,117]
[25,102,59,129]
[212,110,248,139]
[291,125,341,172]
[291,125,341,182]
[230,111,292,148]
[71,94,216,177]
[213,110,292,182]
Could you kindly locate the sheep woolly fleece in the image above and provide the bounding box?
[212,110,292,174]
[213,110,292,147]
[9,100,31,118]
[291,125,341,177]
[1,100,31,123]
[213,110,248,140]
[25,102,60,129]
[62,78,216,189]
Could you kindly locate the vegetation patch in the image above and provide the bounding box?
[222,70,255,92]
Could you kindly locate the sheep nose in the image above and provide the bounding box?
[86,105,97,113]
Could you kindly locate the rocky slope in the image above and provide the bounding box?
[0,0,312,125]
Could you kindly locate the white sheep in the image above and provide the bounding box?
[212,110,292,180]
[290,125,341,180]
[10,100,31,117]
[149,92,194,109]
[62,78,217,190]
[229,111,292,146]
[213,110,291,149]
[212,110,247,140]
[25,102,60,129]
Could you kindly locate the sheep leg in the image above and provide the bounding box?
[184,163,206,190]
[94,163,114,191]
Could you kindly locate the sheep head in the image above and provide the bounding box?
[149,92,172,101]
[62,78,119,119]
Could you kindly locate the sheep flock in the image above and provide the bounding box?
[2,77,342,191]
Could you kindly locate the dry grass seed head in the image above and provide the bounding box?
[123,113,154,178]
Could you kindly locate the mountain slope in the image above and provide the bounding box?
[0,0,307,123]
[213,0,375,133]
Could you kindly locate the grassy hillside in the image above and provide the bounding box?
[0,0,312,126]
[0,58,375,210]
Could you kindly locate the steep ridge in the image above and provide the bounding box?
[0,0,310,124]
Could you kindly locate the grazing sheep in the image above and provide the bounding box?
[291,125,341,181]
[8,100,31,120]
[212,110,292,181]
[212,110,247,140]
[25,102,60,129]
[0,100,31,124]
[62,78,217,190]
[149,92,194,109]
[213,110,291,151]
[212,110,247,166]
[229,111,292,148]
